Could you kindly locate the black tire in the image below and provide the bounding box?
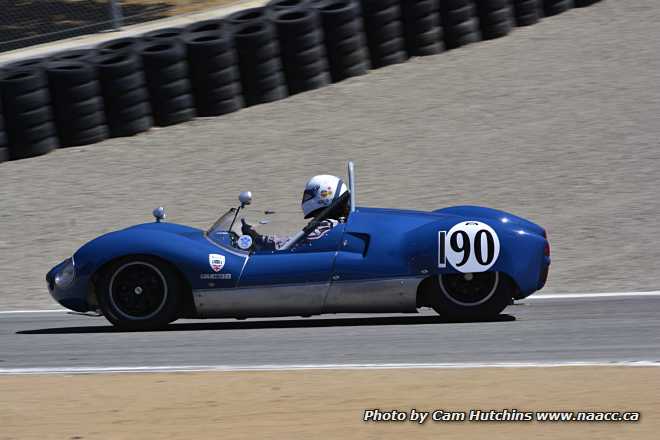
[46,60,109,147]
[140,41,196,126]
[400,0,445,57]
[0,91,7,162]
[473,0,513,40]
[97,256,181,331]
[97,37,145,55]
[0,68,58,159]
[429,272,513,321]
[360,0,408,68]
[226,7,269,27]
[185,18,226,35]
[439,0,481,48]
[574,0,600,6]
[49,48,98,63]
[141,27,185,42]
[512,0,540,26]
[541,0,573,16]
[4,57,47,71]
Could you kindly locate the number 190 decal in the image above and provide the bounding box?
[438,221,500,273]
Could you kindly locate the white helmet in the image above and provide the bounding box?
[301,175,348,218]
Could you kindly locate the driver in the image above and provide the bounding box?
[241,175,349,251]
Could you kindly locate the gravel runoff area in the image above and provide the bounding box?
[1,0,659,309]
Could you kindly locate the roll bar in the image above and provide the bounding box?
[348,160,356,213]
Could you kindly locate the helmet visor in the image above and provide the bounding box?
[302,187,317,204]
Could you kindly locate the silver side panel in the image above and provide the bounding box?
[323,278,421,313]
[193,277,423,318]
[193,283,329,318]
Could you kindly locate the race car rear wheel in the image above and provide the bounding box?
[97,256,180,330]
[430,271,511,321]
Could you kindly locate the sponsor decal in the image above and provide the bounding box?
[208,253,225,272]
[200,273,232,280]
[237,234,253,250]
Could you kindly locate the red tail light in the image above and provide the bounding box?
[544,241,550,257]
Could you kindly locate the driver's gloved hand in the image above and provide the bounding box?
[241,218,257,237]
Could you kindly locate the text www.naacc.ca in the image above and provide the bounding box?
[363,408,641,424]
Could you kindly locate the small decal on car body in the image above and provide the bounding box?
[209,254,225,272]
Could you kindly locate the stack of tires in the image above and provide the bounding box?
[229,8,288,106]
[272,7,331,94]
[400,0,445,57]
[542,0,573,16]
[139,41,196,126]
[0,68,58,159]
[359,0,408,68]
[46,61,108,147]
[313,0,369,82]
[510,0,540,26]
[93,53,153,137]
[439,0,481,49]
[473,0,513,40]
[184,25,244,116]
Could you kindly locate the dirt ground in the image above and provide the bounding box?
[0,367,657,439]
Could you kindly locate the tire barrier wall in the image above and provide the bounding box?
[439,0,481,49]
[0,0,603,163]
[0,68,58,159]
[400,0,445,57]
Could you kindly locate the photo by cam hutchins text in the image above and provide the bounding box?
[363,408,641,424]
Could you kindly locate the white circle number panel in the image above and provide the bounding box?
[445,221,500,273]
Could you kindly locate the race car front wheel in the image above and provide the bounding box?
[97,256,180,330]
[430,271,512,321]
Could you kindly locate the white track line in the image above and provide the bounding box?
[525,291,660,300]
[1,291,659,314]
[1,361,659,375]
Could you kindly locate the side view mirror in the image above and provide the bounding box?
[239,191,252,207]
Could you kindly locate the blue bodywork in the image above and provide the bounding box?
[47,205,550,315]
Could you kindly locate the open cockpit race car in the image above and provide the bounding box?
[47,162,550,330]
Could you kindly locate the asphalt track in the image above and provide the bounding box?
[1,293,658,372]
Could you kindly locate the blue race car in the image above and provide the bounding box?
[47,162,550,330]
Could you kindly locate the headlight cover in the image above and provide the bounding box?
[54,258,75,288]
